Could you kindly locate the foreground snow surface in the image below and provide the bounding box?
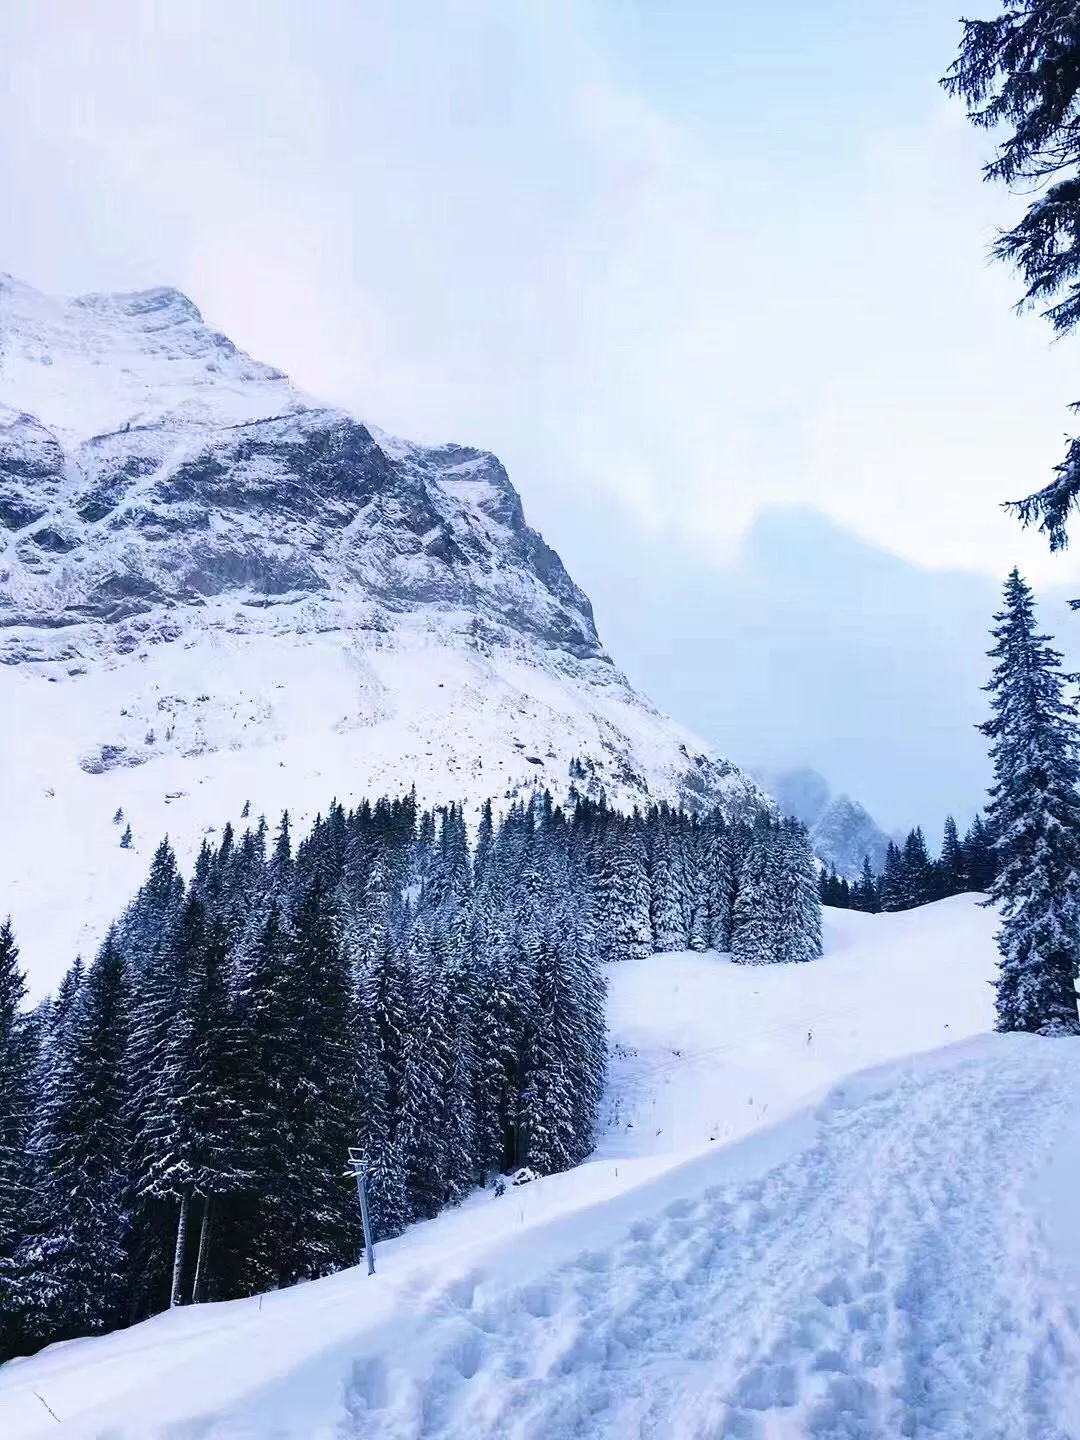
[6,898,1080,1439]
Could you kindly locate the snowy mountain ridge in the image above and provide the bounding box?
[0,274,762,994]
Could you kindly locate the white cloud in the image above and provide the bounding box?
[1,0,1078,591]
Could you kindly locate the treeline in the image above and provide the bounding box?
[819,813,996,912]
[0,790,821,1361]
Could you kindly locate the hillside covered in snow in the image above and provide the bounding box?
[4,897,1080,1439]
[0,275,762,994]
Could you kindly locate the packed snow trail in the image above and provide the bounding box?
[9,1033,1080,1439]
[324,1039,1080,1440]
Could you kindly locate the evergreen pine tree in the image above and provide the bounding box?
[649,830,687,952]
[439,929,478,1204]
[279,879,361,1279]
[880,841,904,912]
[228,903,296,1294]
[981,570,1080,1033]
[351,958,407,1243]
[945,4,1080,549]
[772,821,823,963]
[18,934,131,1343]
[853,856,880,913]
[397,923,451,1220]
[940,815,965,896]
[519,922,579,1174]
[703,819,738,951]
[731,834,777,966]
[0,920,37,1359]
[133,894,244,1308]
[469,921,519,1177]
[897,828,933,910]
[963,814,997,892]
[608,831,652,961]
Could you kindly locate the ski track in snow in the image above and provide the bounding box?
[333,1045,1080,1440]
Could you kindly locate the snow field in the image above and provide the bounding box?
[6,896,1080,1439]
[601,897,999,1159]
[1,620,741,1000]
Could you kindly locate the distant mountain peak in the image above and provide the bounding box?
[756,766,891,877]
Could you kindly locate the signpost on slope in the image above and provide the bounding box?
[346,1147,377,1276]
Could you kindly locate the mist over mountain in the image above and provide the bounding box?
[581,505,1080,836]
[753,766,892,879]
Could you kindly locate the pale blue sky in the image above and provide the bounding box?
[3,0,1079,828]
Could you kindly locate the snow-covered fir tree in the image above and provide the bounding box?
[940,816,965,896]
[16,934,131,1344]
[0,920,39,1357]
[981,570,1080,1034]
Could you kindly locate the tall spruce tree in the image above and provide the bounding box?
[981,570,1080,1032]
[280,879,361,1279]
[852,856,880,913]
[0,920,37,1358]
[880,842,904,913]
[226,903,296,1295]
[133,894,243,1308]
[518,922,578,1174]
[940,815,966,896]
[963,814,997,892]
[731,831,777,966]
[649,830,687,952]
[397,922,452,1220]
[17,934,131,1344]
[704,819,738,950]
[945,5,1080,549]
[351,957,407,1243]
[897,828,934,910]
[775,821,824,962]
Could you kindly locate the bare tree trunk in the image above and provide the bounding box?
[192,1194,214,1303]
[170,1189,191,1309]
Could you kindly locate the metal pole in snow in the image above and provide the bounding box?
[347,1148,376,1276]
[356,1170,376,1277]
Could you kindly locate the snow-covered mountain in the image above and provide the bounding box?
[0,274,762,993]
[757,766,891,877]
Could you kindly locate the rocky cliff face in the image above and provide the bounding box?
[0,275,763,991]
[0,278,599,667]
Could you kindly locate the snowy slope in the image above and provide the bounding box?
[8,898,1079,1440]
[0,275,761,994]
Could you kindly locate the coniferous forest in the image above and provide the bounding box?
[818,812,997,913]
[0,788,820,1362]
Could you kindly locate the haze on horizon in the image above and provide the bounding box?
[3,0,1080,832]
